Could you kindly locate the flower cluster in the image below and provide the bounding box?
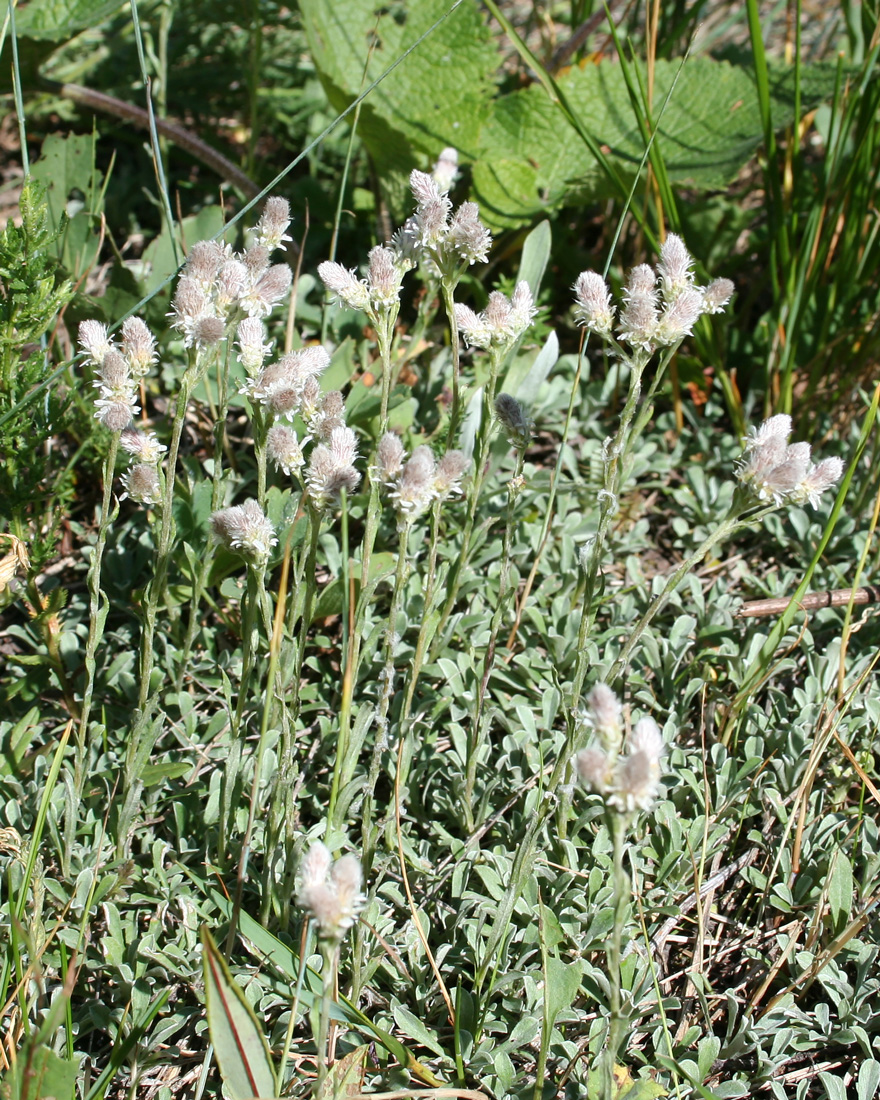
[736,414,843,508]
[210,499,277,562]
[79,318,159,432]
[241,344,330,421]
[373,433,469,526]
[304,425,361,512]
[573,234,734,351]
[118,427,166,506]
[392,165,492,279]
[169,198,293,347]
[575,683,665,814]
[318,245,411,322]
[297,840,364,942]
[455,282,537,351]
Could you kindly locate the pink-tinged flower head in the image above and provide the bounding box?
[702,278,735,314]
[120,463,161,506]
[253,196,293,252]
[121,317,157,378]
[210,499,277,561]
[657,234,695,301]
[318,261,371,311]
[573,271,615,336]
[78,320,114,366]
[297,841,363,941]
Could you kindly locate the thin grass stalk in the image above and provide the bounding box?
[226,559,284,950]
[399,499,444,726]
[327,322,395,831]
[74,432,119,795]
[606,510,748,687]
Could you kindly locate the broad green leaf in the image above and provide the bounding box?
[201,927,278,1100]
[299,0,498,204]
[857,1059,880,1100]
[391,1005,449,1060]
[472,57,846,227]
[828,851,853,931]
[0,1044,77,1100]
[544,956,582,1031]
[30,132,104,278]
[13,0,125,40]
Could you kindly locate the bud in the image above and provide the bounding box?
[192,315,227,348]
[367,245,403,309]
[390,446,437,521]
[790,456,844,508]
[432,146,459,192]
[184,240,227,288]
[654,286,704,345]
[608,717,664,813]
[242,264,292,318]
[494,393,533,450]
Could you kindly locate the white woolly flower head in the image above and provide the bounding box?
[736,415,841,508]
[210,499,277,562]
[297,840,364,942]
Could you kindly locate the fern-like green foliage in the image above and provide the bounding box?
[0,178,75,570]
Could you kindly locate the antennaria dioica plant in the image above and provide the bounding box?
[3,134,860,1099]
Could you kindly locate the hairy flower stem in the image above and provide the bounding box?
[432,347,504,659]
[327,479,384,832]
[572,345,676,712]
[313,940,338,1098]
[136,352,206,714]
[601,813,628,1099]
[376,311,398,433]
[361,523,411,873]
[441,280,462,447]
[465,452,525,825]
[175,339,234,691]
[253,405,270,504]
[74,431,119,799]
[399,500,444,728]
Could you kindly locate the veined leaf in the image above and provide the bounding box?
[201,927,278,1100]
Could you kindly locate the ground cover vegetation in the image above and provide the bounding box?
[1,0,880,1098]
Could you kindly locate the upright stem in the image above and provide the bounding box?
[602,813,628,1099]
[606,511,745,686]
[441,280,462,447]
[75,431,119,796]
[465,450,524,823]
[313,940,338,1098]
[136,359,199,713]
[361,523,410,871]
[431,347,504,656]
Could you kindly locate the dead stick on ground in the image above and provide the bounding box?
[737,585,880,619]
